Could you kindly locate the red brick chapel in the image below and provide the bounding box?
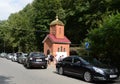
[42,16,71,60]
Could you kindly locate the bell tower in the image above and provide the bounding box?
[50,16,64,38]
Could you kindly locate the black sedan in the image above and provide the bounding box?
[24,52,47,69]
[56,55,119,82]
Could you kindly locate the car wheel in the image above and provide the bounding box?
[19,60,22,64]
[23,61,26,66]
[83,71,92,82]
[56,68,59,73]
[58,67,64,75]
[26,63,31,69]
[43,65,47,69]
[11,59,13,62]
[13,59,15,62]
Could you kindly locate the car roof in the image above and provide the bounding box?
[30,52,43,53]
[64,55,82,59]
[68,55,82,58]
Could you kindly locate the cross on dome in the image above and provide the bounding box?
[50,16,64,26]
[56,16,59,20]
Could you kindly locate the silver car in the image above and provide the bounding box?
[11,53,17,62]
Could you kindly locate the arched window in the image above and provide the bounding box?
[47,49,50,55]
[58,48,60,52]
[64,48,66,52]
[61,46,62,52]
[59,27,61,34]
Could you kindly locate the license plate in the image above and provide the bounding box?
[110,75,117,78]
[36,59,42,62]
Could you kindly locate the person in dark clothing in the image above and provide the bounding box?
[48,54,54,65]
[50,55,54,62]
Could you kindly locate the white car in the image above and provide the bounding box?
[7,53,13,60]
[0,53,7,58]
[11,53,17,62]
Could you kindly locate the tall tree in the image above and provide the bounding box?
[87,13,120,67]
[1,0,120,52]
[32,0,65,51]
[8,4,36,52]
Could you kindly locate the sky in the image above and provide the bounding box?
[0,0,33,20]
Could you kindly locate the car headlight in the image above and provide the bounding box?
[29,57,33,60]
[93,67,104,75]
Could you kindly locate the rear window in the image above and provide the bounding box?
[30,52,45,57]
[16,52,23,57]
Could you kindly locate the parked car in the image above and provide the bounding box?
[24,52,47,69]
[56,55,119,82]
[0,52,7,58]
[11,53,17,62]
[6,53,14,60]
[17,54,28,64]
[16,52,24,62]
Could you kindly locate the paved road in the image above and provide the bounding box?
[0,58,119,84]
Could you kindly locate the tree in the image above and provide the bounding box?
[32,0,66,51]
[0,21,9,52]
[87,13,120,68]
[7,4,37,52]
[1,0,120,53]
[61,0,110,44]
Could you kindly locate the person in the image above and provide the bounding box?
[53,55,57,65]
[58,55,64,62]
[49,55,54,64]
[47,54,51,64]
[47,54,54,65]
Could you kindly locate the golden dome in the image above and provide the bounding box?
[50,16,64,26]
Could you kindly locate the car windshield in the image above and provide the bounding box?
[82,56,104,66]
[79,57,90,65]
[31,53,45,57]
[17,53,23,57]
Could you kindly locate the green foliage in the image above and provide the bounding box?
[0,0,120,53]
[7,4,36,52]
[87,13,120,67]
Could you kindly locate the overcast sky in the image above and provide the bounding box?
[0,0,33,20]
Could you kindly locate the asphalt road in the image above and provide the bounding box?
[0,58,119,84]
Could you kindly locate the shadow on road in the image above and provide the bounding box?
[52,71,86,82]
[23,65,48,70]
[0,75,13,84]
